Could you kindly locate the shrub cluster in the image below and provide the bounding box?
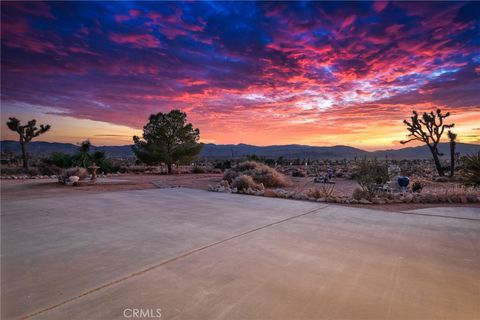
[42,151,120,173]
[355,159,389,197]
[231,175,263,191]
[223,161,290,188]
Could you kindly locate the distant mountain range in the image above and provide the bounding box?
[1,140,479,160]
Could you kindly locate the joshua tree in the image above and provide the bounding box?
[6,118,51,170]
[401,109,454,176]
[77,140,92,168]
[447,130,457,177]
[132,110,203,174]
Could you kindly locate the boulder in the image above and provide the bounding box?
[404,193,414,203]
[69,176,80,183]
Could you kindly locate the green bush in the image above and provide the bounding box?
[42,149,120,174]
[355,159,389,196]
[463,152,480,186]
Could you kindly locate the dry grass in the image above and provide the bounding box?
[224,161,290,188]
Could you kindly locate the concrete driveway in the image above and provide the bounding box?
[1,188,479,319]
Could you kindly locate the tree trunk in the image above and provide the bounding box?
[21,142,28,170]
[167,163,172,174]
[449,141,456,177]
[429,145,444,176]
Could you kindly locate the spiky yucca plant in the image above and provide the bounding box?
[463,152,480,186]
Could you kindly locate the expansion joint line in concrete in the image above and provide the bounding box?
[22,204,329,319]
[397,210,480,222]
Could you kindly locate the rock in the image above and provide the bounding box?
[349,199,358,204]
[69,176,80,183]
[359,198,371,204]
[404,193,414,203]
[434,176,449,183]
[316,197,326,202]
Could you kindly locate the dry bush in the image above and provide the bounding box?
[352,187,371,200]
[61,167,88,181]
[236,161,260,171]
[223,169,239,182]
[231,175,262,191]
[306,182,336,199]
[291,169,306,177]
[250,165,290,187]
[224,161,290,188]
[411,181,423,193]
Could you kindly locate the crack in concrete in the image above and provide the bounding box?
[23,205,329,319]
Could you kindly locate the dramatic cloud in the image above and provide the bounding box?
[1,1,479,148]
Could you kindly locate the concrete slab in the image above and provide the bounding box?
[2,189,479,319]
[1,188,320,319]
[403,206,480,220]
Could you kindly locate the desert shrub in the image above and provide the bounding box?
[60,167,88,182]
[1,167,26,175]
[191,166,207,174]
[307,184,335,199]
[463,152,480,186]
[356,159,389,196]
[411,181,423,193]
[42,151,120,173]
[38,163,62,176]
[231,174,262,191]
[224,161,290,188]
[42,152,74,168]
[352,187,371,200]
[291,169,306,177]
[211,168,222,174]
[223,169,240,182]
[214,160,231,171]
[250,165,290,187]
[236,161,260,171]
[27,168,39,176]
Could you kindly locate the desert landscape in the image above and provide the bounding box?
[1,1,480,320]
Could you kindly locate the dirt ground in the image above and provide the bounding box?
[0,174,222,201]
[2,173,479,211]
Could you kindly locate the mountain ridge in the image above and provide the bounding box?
[1,140,479,160]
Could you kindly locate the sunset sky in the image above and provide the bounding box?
[1,1,479,150]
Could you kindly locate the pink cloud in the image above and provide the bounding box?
[109,33,161,48]
[373,1,389,13]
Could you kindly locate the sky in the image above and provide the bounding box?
[1,1,479,150]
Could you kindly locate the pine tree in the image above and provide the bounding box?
[132,110,203,174]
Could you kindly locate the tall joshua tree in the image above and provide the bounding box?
[132,110,203,174]
[6,117,51,170]
[447,130,457,177]
[401,109,454,176]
